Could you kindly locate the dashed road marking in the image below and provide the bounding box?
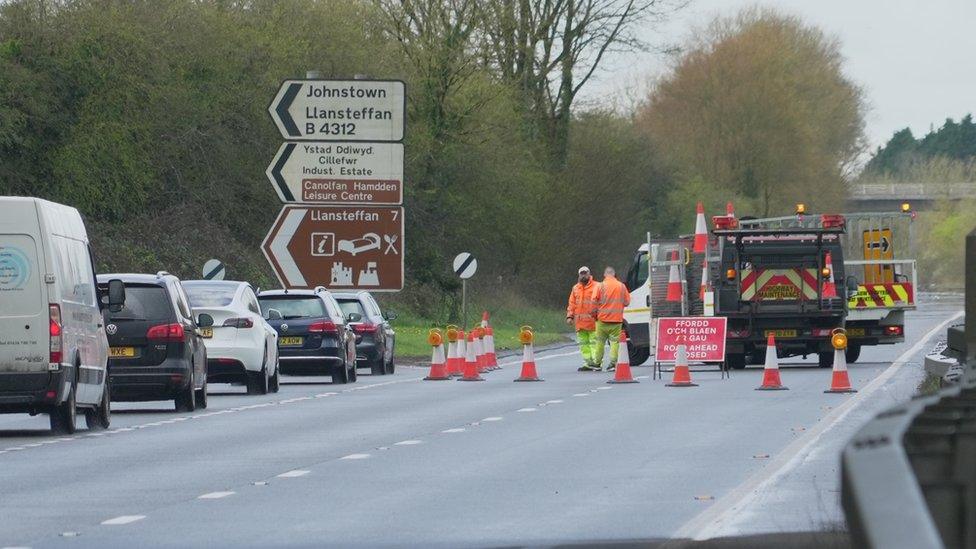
[572,393,589,397]
[596,386,612,391]
[517,408,537,412]
[101,515,146,525]
[442,428,466,433]
[545,399,564,404]
[393,440,422,446]
[277,470,310,478]
[340,453,371,460]
[198,491,235,499]
[481,417,503,422]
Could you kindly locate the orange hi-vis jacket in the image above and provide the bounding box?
[566,279,597,331]
[591,275,631,323]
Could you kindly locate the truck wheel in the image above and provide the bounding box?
[85,381,111,430]
[50,383,77,434]
[845,344,861,364]
[628,345,650,366]
[818,352,833,368]
[727,354,746,370]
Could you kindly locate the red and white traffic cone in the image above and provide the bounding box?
[699,260,709,300]
[666,344,698,387]
[451,330,466,377]
[726,201,735,217]
[693,201,708,253]
[514,329,542,382]
[445,328,461,376]
[666,250,682,302]
[825,347,856,393]
[486,326,499,370]
[822,252,838,298]
[458,332,484,382]
[756,334,788,390]
[423,332,449,381]
[481,311,489,329]
[474,328,490,374]
[607,331,637,384]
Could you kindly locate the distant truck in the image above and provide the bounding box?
[623,208,916,368]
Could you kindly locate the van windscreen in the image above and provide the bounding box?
[0,235,42,317]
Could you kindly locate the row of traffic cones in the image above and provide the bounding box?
[755,333,855,392]
[426,312,535,382]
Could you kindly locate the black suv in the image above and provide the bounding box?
[334,291,397,375]
[257,287,358,384]
[96,272,212,411]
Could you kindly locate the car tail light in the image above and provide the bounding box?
[49,305,62,366]
[217,358,237,364]
[308,320,338,334]
[884,325,904,336]
[223,318,254,329]
[147,323,185,342]
[820,214,846,229]
[352,323,378,334]
[713,215,739,230]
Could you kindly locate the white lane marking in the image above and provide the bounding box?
[572,393,590,397]
[198,491,235,499]
[393,440,422,446]
[340,453,371,460]
[596,386,612,391]
[517,408,537,412]
[442,428,466,433]
[101,515,146,525]
[672,310,964,541]
[545,399,564,404]
[482,417,503,422]
[277,470,310,478]
[635,375,650,380]
[497,349,579,367]
[315,392,339,398]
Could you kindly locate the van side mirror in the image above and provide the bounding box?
[197,313,214,328]
[346,312,363,323]
[266,309,283,321]
[383,310,397,321]
[107,279,125,312]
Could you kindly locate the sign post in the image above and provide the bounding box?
[264,77,406,292]
[453,252,477,330]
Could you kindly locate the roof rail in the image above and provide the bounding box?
[156,271,171,278]
[313,286,328,294]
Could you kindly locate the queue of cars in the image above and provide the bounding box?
[0,197,397,433]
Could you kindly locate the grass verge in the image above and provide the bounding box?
[390,305,572,359]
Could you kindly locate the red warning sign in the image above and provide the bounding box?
[655,317,727,363]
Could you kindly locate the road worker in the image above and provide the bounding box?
[589,266,631,371]
[566,266,599,371]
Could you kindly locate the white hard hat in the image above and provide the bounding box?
[578,266,590,274]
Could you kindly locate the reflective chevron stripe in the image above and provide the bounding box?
[847,283,915,308]
[740,268,819,301]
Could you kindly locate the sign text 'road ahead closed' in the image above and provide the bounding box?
[262,205,404,291]
[269,80,405,142]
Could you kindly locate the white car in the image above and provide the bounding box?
[183,280,280,394]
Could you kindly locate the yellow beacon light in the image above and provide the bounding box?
[795,203,806,215]
[901,202,911,213]
[519,326,534,345]
[446,325,459,343]
[831,329,847,350]
[427,329,443,347]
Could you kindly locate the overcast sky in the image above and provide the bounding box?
[583,0,976,152]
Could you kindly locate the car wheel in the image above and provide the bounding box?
[385,353,395,375]
[331,360,350,384]
[270,362,280,393]
[50,382,77,434]
[628,345,650,367]
[247,366,270,395]
[176,372,197,412]
[195,377,208,410]
[726,353,746,370]
[349,361,357,383]
[370,357,385,376]
[845,344,861,364]
[85,381,111,430]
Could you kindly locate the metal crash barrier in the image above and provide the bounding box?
[842,229,976,548]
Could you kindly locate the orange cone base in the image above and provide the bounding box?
[666,381,698,387]
[607,364,638,384]
[756,384,789,391]
[666,366,697,387]
[424,374,451,380]
[514,376,543,382]
[825,371,856,393]
[756,371,788,391]
[458,375,485,382]
[607,378,638,384]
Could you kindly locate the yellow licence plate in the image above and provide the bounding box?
[764,330,797,338]
[280,337,304,346]
[199,327,213,338]
[847,328,866,337]
[110,347,135,358]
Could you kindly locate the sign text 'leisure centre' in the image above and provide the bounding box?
[267,142,403,204]
[269,80,406,142]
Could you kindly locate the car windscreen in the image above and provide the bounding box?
[336,299,368,320]
[258,296,327,319]
[102,284,172,321]
[184,284,237,307]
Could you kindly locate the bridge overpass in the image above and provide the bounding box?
[848,182,976,210]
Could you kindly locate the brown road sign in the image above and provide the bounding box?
[262,205,404,291]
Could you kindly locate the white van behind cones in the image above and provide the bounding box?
[0,197,124,433]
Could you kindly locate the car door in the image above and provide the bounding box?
[173,281,205,387]
[242,287,276,370]
[366,295,393,363]
[324,296,354,366]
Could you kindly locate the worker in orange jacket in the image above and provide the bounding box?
[589,266,631,371]
[566,266,599,371]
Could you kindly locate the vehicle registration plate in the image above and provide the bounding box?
[109,347,135,358]
[847,328,866,337]
[280,337,304,346]
[199,327,213,338]
[764,330,797,338]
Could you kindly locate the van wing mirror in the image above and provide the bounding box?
[107,279,125,312]
[266,308,283,321]
[197,313,214,328]
[346,312,363,323]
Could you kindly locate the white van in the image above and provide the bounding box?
[0,197,124,433]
